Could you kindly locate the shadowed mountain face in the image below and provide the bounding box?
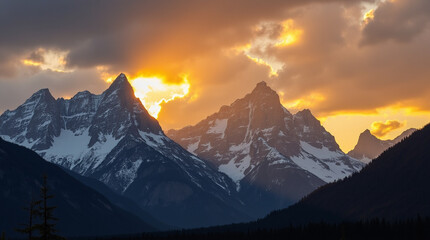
[258,124,430,228]
[0,138,155,237]
[167,81,364,218]
[0,73,249,228]
[348,128,416,163]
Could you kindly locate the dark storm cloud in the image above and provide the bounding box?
[238,1,430,120]
[361,0,430,45]
[5,0,430,132]
[0,0,368,77]
[0,0,373,128]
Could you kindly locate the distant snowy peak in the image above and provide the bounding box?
[348,128,417,163]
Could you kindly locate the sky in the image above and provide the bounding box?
[1,0,430,152]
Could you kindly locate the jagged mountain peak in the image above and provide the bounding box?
[294,109,317,121]
[348,128,417,163]
[167,80,363,218]
[253,81,269,91]
[361,129,374,136]
[362,129,371,135]
[33,88,52,96]
[356,129,380,144]
[109,73,130,88]
[246,81,280,105]
[73,90,93,98]
[296,108,312,115]
[26,88,55,104]
[104,73,135,98]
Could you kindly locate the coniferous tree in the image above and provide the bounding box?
[34,175,64,240]
[15,194,42,240]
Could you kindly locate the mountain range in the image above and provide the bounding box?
[0,74,248,228]
[348,128,416,163]
[0,74,368,232]
[167,81,364,217]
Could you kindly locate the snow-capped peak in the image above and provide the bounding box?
[167,81,364,217]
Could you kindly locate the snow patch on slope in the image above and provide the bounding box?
[207,119,228,138]
[115,159,143,192]
[290,141,361,183]
[218,154,251,190]
[139,130,166,149]
[41,129,121,171]
[187,137,200,154]
[300,141,343,159]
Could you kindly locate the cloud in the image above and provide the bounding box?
[0,0,371,77]
[0,0,367,124]
[1,0,430,133]
[370,120,405,138]
[249,2,430,118]
[361,0,430,45]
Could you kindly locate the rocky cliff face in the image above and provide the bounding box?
[168,81,364,217]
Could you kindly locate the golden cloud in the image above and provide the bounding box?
[370,120,405,138]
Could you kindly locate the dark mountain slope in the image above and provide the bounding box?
[64,169,170,230]
[0,138,155,237]
[259,123,430,227]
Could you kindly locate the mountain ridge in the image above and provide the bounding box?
[167,81,364,218]
[0,73,250,228]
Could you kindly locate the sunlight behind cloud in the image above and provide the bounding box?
[231,19,303,77]
[282,93,326,112]
[275,19,303,47]
[363,9,375,24]
[21,48,70,72]
[130,75,190,118]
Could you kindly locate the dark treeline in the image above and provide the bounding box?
[70,217,430,240]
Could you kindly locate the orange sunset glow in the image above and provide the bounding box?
[2,0,430,237]
[130,75,190,118]
[1,0,429,153]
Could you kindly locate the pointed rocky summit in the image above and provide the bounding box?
[167,81,364,218]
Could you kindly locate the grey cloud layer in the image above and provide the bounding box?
[361,0,430,45]
[1,0,429,130]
